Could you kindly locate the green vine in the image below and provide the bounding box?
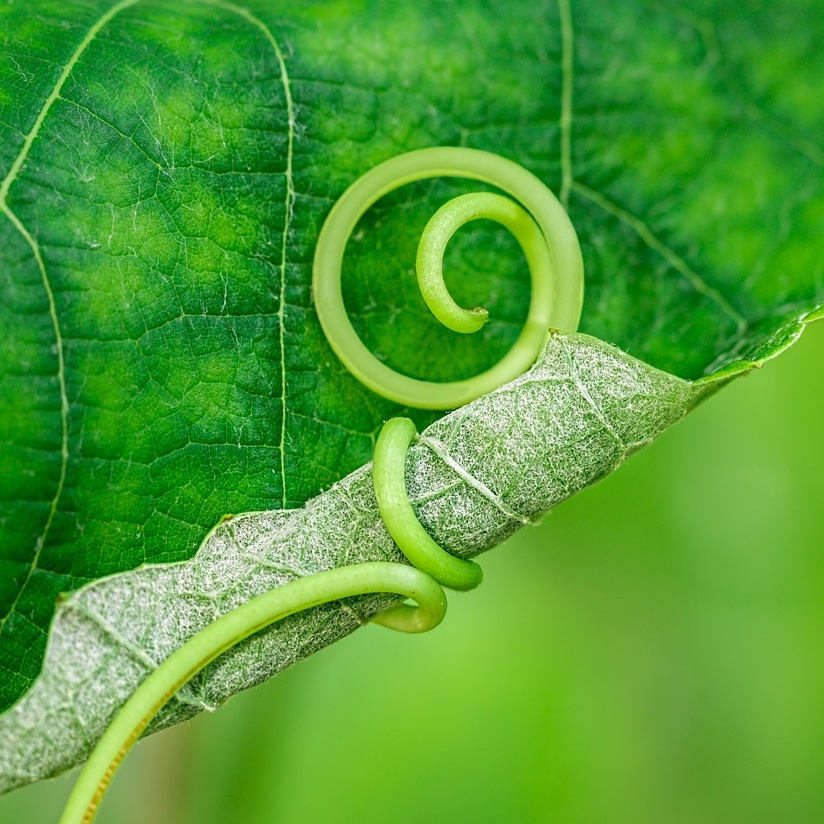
[59,147,583,824]
[314,147,584,408]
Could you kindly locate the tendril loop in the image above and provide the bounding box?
[60,417,481,824]
[313,147,584,409]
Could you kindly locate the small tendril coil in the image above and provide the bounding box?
[313,146,584,409]
[61,148,582,824]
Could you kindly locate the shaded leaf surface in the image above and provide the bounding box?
[0,0,822,787]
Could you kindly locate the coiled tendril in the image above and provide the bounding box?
[61,148,583,824]
[314,147,583,408]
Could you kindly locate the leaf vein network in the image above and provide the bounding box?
[571,180,748,333]
[0,0,142,634]
[418,433,535,526]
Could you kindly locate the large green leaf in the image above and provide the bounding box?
[0,0,821,792]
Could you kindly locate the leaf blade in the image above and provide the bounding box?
[0,0,822,777]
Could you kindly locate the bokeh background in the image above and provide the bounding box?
[1,322,822,823]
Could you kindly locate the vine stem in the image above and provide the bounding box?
[313,146,584,409]
[59,418,480,824]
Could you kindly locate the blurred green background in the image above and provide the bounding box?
[1,323,822,824]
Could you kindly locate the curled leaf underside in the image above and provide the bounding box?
[0,333,706,792]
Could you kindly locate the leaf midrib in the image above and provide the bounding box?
[207,0,296,509]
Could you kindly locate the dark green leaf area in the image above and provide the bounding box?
[0,223,65,706]
[570,0,824,375]
[1,0,823,717]
[0,0,111,179]
[0,0,298,708]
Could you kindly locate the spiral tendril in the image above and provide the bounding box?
[61,148,582,824]
[313,147,584,409]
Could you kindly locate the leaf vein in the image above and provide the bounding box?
[0,208,69,635]
[558,336,627,460]
[418,433,535,526]
[0,0,141,635]
[209,0,296,510]
[558,0,574,209]
[64,600,209,711]
[0,0,141,201]
[572,180,748,333]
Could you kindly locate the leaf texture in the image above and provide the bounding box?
[0,0,822,790]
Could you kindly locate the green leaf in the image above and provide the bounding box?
[0,0,822,792]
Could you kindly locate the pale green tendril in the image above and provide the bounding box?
[60,417,480,824]
[313,147,584,409]
[61,148,582,824]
